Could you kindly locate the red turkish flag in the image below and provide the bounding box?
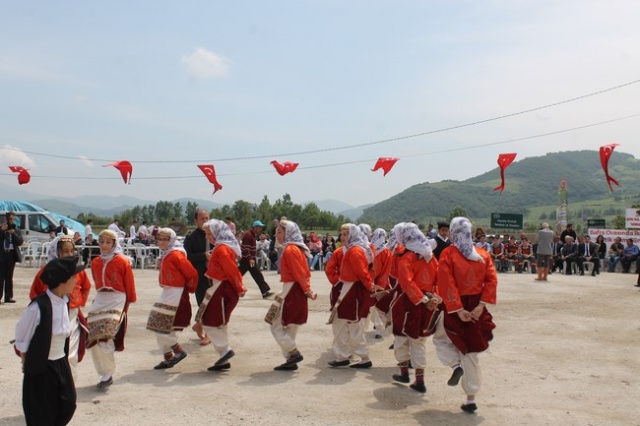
[197,164,223,194]
[371,157,399,176]
[271,160,299,176]
[599,143,621,191]
[8,166,30,185]
[493,153,517,192]
[103,161,133,184]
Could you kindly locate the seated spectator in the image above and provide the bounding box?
[490,236,508,272]
[82,233,100,266]
[505,236,520,272]
[256,232,271,270]
[134,231,151,246]
[560,236,579,275]
[475,234,491,252]
[550,235,563,274]
[72,231,83,246]
[607,237,625,272]
[323,233,336,264]
[595,234,606,265]
[517,237,536,273]
[578,235,599,276]
[307,232,323,270]
[620,238,639,273]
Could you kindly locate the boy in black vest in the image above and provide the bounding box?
[14,257,83,426]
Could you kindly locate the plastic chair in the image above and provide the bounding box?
[23,241,42,267]
[134,244,150,269]
[38,242,52,266]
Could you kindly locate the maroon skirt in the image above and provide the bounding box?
[201,281,240,328]
[173,287,193,330]
[375,283,403,315]
[391,293,439,339]
[443,294,495,354]
[330,281,372,322]
[281,283,309,326]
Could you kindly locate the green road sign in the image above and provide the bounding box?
[491,212,523,230]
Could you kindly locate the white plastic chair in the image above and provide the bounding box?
[23,241,42,267]
[134,243,150,269]
[38,242,52,266]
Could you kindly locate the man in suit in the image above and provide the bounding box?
[560,236,578,275]
[0,212,24,303]
[550,235,563,274]
[432,221,451,260]
[54,219,69,235]
[577,235,600,276]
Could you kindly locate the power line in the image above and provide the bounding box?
[4,113,639,181]
[2,78,640,164]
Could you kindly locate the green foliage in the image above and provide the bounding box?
[612,215,626,229]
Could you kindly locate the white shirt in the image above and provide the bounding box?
[85,224,93,237]
[15,290,70,360]
[138,225,148,236]
[108,223,126,238]
[129,225,137,239]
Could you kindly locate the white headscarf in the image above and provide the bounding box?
[205,219,241,258]
[358,223,372,242]
[387,222,405,254]
[371,228,387,255]
[98,229,125,287]
[396,222,434,262]
[450,217,484,262]
[47,235,75,262]
[344,223,374,264]
[280,220,311,258]
[157,228,186,258]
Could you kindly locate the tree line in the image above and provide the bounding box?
[74,194,353,233]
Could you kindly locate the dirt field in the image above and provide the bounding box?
[1,265,639,426]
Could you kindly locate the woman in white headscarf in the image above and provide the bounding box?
[268,219,317,371]
[87,229,137,390]
[389,223,440,393]
[327,223,375,369]
[370,228,392,339]
[196,219,247,372]
[146,228,198,370]
[432,217,497,414]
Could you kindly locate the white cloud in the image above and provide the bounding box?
[182,48,231,79]
[0,144,36,168]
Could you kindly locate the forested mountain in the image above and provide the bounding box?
[358,150,640,227]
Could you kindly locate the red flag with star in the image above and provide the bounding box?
[493,153,517,192]
[104,161,133,184]
[599,143,621,191]
[197,164,223,194]
[371,157,399,176]
[8,166,30,185]
[271,160,299,176]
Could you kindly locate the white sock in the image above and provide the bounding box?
[101,373,112,381]
[465,399,475,405]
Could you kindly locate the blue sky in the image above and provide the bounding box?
[2,1,640,207]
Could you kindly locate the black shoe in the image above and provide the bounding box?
[349,361,372,369]
[274,363,298,371]
[461,402,478,413]
[410,382,426,393]
[154,360,174,370]
[286,352,303,364]
[328,360,350,368]
[591,272,596,277]
[392,373,410,384]
[634,283,640,287]
[5,299,16,303]
[97,376,113,389]
[262,291,274,299]
[448,366,464,386]
[170,351,187,366]
[215,349,234,366]
[580,271,585,276]
[208,363,231,371]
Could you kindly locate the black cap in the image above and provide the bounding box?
[437,221,449,229]
[41,257,85,289]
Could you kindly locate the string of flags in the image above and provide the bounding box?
[6,148,623,194]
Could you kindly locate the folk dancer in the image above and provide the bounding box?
[327,224,375,369]
[15,258,84,425]
[196,219,247,372]
[432,217,497,414]
[390,223,440,393]
[87,230,137,389]
[370,228,392,339]
[267,220,317,371]
[147,228,198,369]
[29,236,91,381]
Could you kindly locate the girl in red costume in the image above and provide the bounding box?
[370,228,392,339]
[327,223,374,369]
[196,219,247,372]
[87,230,137,390]
[390,223,440,393]
[147,228,198,369]
[433,217,497,414]
[269,219,317,371]
[29,235,91,381]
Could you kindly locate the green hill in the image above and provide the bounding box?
[358,150,640,230]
